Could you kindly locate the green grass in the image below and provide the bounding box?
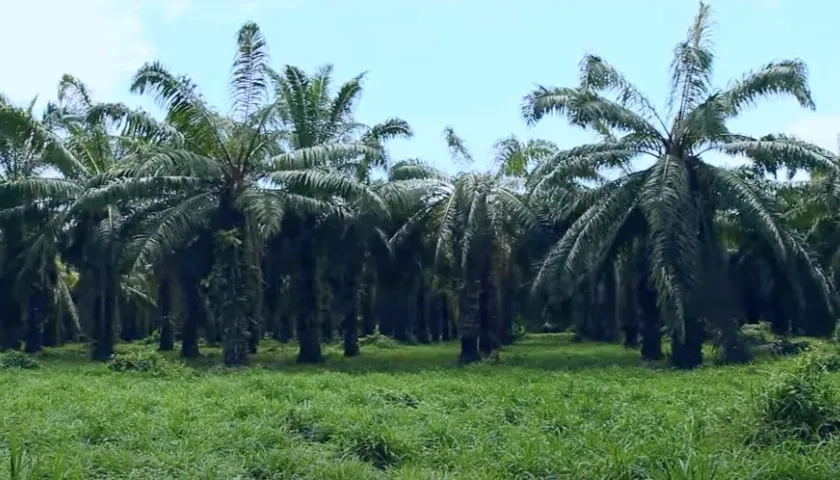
[1,334,838,479]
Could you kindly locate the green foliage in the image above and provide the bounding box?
[3,338,840,478]
[513,314,528,339]
[0,351,39,370]
[359,330,399,349]
[769,338,812,357]
[751,354,840,444]
[740,322,776,347]
[7,433,70,480]
[107,350,189,377]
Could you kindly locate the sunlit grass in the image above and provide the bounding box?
[1,334,838,479]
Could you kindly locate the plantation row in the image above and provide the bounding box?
[1,3,839,368]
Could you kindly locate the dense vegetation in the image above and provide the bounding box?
[5,3,840,477]
[3,4,837,370]
[2,337,840,479]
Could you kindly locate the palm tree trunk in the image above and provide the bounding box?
[359,265,377,337]
[638,276,662,361]
[91,268,118,362]
[669,318,704,369]
[415,281,430,344]
[392,291,410,342]
[179,275,201,359]
[458,277,481,364]
[441,295,453,341]
[0,281,22,350]
[23,286,49,354]
[277,315,293,343]
[157,274,174,352]
[478,261,499,356]
[499,278,515,346]
[212,198,252,367]
[0,224,24,350]
[296,230,323,364]
[620,267,639,348]
[342,257,361,357]
[429,293,442,342]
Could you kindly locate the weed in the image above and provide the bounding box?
[750,355,840,444]
[107,350,189,377]
[1,337,839,478]
[0,351,39,370]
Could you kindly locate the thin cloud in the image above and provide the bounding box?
[786,115,840,154]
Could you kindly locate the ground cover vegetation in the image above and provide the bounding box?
[3,3,840,478]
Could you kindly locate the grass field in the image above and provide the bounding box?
[1,335,838,479]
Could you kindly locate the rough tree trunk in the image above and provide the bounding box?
[458,277,482,365]
[180,275,201,359]
[157,273,174,352]
[638,278,662,361]
[343,258,361,357]
[296,230,323,364]
[24,286,49,354]
[415,282,430,344]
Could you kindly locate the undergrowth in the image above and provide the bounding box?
[0,351,39,370]
[750,350,840,445]
[0,335,838,479]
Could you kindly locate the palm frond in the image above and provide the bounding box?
[668,2,715,121]
[719,59,814,117]
[443,126,473,166]
[230,22,269,122]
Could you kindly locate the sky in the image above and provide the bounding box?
[2,0,839,173]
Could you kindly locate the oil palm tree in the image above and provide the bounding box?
[522,2,837,368]
[121,23,393,365]
[266,63,411,362]
[391,129,533,363]
[0,76,168,359]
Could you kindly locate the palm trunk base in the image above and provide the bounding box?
[640,326,662,361]
[91,340,114,362]
[458,335,481,364]
[296,324,323,364]
[158,324,175,351]
[478,331,497,356]
[623,323,639,348]
[223,337,249,366]
[669,321,704,369]
[343,331,359,357]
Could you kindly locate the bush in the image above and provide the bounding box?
[340,425,412,470]
[0,351,40,370]
[803,348,840,373]
[769,338,811,357]
[713,322,752,365]
[359,330,399,349]
[740,322,775,347]
[751,355,840,444]
[107,350,188,377]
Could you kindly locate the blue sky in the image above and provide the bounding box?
[3,0,838,173]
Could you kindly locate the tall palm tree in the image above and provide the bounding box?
[122,23,393,365]
[267,63,411,362]
[522,2,837,368]
[391,128,533,363]
[0,77,168,359]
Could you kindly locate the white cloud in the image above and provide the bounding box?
[786,115,840,154]
[0,0,186,106]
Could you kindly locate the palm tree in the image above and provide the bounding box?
[522,2,837,368]
[122,23,394,365]
[0,77,167,359]
[391,129,533,363]
[267,63,411,362]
